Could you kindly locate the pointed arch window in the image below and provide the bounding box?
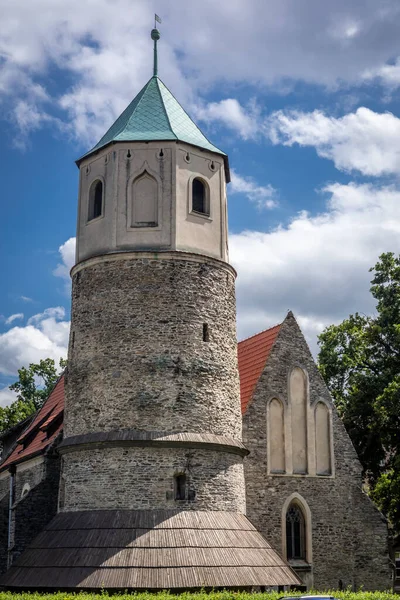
[315,402,332,475]
[286,504,306,560]
[290,367,308,474]
[88,179,103,221]
[268,398,285,473]
[192,178,209,216]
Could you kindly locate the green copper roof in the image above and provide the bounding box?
[78,76,227,162]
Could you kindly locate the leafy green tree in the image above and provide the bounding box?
[318,252,400,530]
[0,358,66,433]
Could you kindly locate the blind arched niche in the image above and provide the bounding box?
[131,171,158,227]
[290,367,308,474]
[315,402,332,475]
[268,398,285,473]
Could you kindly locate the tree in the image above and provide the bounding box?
[0,358,66,433]
[318,252,400,530]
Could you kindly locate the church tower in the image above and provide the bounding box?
[3,27,299,590]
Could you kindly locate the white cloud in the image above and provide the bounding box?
[231,181,400,354]
[230,170,278,210]
[267,107,400,176]
[363,57,400,88]
[0,307,69,377]
[2,1,400,144]
[19,296,33,303]
[53,237,76,282]
[5,314,24,326]
[194,99,259,140]
[0,388,18,409]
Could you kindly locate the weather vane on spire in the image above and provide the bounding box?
[151,14,162,77]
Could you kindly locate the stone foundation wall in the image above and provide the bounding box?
[65,254,241,440]
[243,313,391,591]
[62,445,246,513]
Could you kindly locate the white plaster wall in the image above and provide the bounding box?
[76,141,228,264]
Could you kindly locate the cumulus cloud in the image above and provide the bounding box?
[53,237,76,281]
[231,181,400,353]
[2,1,400,143]
[194,99,259,140]
[0,388,18,409]
[267,107,400,176]
[230,170,278,210]
[5,314,24,326]
[0,307,69,377]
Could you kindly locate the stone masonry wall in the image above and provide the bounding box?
[65,255,241,440]
[0,478,9,574]
[11,454,61,565]
[243,313,391,591]
[62,446,246,513]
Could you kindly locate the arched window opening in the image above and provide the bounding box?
[174,473,186,501]
[286,504,306,560]
[290,367,308,474]
[88,180,103,221]
[21,483,31,499]
[268,398,285,473]
[315,402,332,475]
[192,178,209,216]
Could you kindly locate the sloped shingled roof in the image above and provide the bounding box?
[77,76,230,182]
[0,324,281,471]
[237,324,281,414]
[0,376,64,472]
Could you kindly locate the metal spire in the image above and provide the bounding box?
[151,15,162,77]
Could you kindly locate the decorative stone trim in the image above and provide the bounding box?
[58,430,249,457]
[71,250,237,278]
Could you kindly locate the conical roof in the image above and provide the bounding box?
[78,76,229,179]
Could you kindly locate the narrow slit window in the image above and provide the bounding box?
[203,323,209,342]
[192,178,209,215]
[174,473,186,501]
[88,180,103,221]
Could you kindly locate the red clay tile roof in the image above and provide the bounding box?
[0,325,281,470]
[0,375,65,472]
[237,324,281,414]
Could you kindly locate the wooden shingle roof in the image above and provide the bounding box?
[1,509,299,589]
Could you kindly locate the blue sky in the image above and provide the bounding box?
[2,0,400,404]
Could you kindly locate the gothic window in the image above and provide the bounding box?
[174,473,186,501]
[268,398,285,473]
[315,402,332,475]
[88,179,103,221]
[132,172,158,227]
[192,178,209,216]
[286,504,306,560]
[290,367,308,474]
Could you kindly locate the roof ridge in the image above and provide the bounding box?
[157,78,223,152]
[238,322,282,345]
[155,77,177,140]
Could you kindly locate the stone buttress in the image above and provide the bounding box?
[1,29,299,591]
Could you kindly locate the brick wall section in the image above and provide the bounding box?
[65,255,242,440]
[62,446,246,512]
[243,312,391,591]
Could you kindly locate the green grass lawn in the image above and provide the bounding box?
[0,591,396,600]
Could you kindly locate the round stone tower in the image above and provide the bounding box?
[2,27,299,591]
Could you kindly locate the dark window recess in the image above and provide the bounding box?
[88,180,103,221]
[203,323,210,342]
[174,473,186,500]
[286,505,306,560]
[71,331,75,349]
[192,178,208,215]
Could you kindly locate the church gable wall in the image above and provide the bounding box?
[243,313,390,591]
